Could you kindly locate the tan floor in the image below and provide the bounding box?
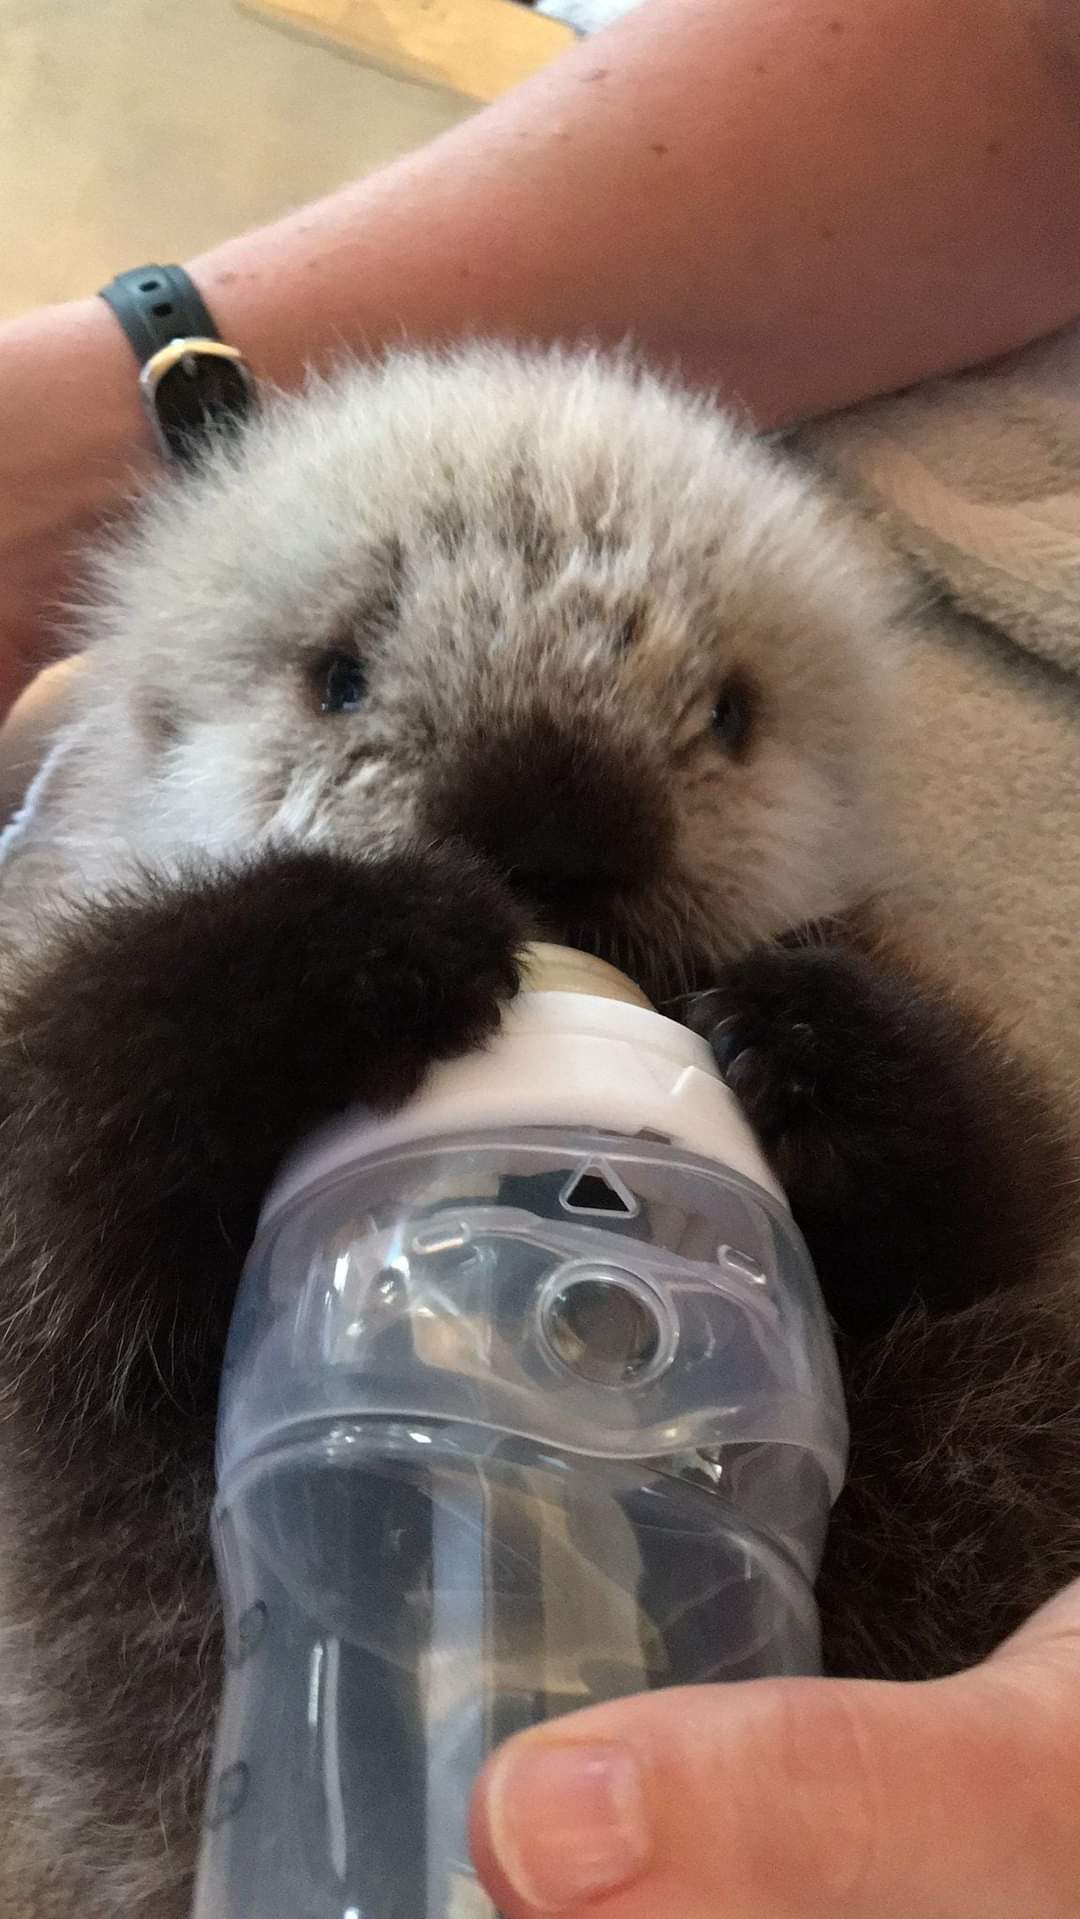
[1,0,472,321]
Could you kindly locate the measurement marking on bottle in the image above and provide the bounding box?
[227,1599,267,1667]
[206,1761,249,1829]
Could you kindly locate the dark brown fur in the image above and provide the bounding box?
[686,930,1080,1674]
[0,847,523,1909]
[1,842,1076,1914]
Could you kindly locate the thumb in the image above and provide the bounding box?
[469,1580,1080,1918]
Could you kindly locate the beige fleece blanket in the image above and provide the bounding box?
[801,323,1080,1109]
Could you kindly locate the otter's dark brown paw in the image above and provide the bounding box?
[686,942,1074,1337]
[11,838,525,1149]
[689,943,919,1206]
[0,840,524,1432]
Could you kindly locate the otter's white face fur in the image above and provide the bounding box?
[3,347,897,995]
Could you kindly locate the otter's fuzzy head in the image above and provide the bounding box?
[9,346,898,998]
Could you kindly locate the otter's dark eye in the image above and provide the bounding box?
[710,675,755,756]
[317,650,367,715]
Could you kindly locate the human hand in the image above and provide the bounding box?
[470,1577,1080,1917]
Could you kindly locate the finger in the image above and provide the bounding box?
[993,1569,1080,1670]
[470,1635,1080,1918]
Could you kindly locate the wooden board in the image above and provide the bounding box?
[239,0,575,103]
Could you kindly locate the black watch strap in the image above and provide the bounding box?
[99,263,256,467]
[100,265,219,363]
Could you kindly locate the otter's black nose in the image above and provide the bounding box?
[499,813,635,892]
[425,720,668,907]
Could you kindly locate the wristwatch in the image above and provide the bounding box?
[99,264,257,467]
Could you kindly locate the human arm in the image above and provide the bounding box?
[194,0,1080,418]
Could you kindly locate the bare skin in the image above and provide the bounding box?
[470,1577,1080,1917]
[5,0,1080,710]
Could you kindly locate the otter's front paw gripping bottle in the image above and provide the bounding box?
[192,945,847,1919]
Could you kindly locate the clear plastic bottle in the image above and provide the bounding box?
[191,945,847,1919]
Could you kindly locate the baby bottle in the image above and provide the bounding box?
[191,943,847,1918]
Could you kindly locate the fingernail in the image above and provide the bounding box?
[483,1740,652,1912]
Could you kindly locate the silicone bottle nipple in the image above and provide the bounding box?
[519,943,654,1011]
